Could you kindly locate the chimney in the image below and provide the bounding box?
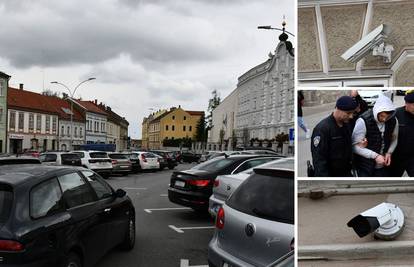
[94,99,97,105]
[19,83,24,90]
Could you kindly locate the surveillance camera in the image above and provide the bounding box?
[341,24,393,63]
[347,202,404,240]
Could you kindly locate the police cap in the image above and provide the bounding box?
[336,96,358,111]
[405,90,414,103]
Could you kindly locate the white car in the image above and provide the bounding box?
[134,152,160,170]
[209,157,294,217]
[71,150,113,176]
[359,90,394,107]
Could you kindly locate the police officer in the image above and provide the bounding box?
[391,90,414,177]
[311,96,358,177]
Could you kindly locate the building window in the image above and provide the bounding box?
[36,115,41,132]
[0,107,3,123]
[46,116,50,132]
[18,113,24,131]
[61,125,64,136]
[75,127,78,137]
[184,116,186,120]
[52,117,57,133]
[189,126,192,131]
[172,116,175,120]
[9,111,15,129]
[183,126,186,131]
[67,126,70,136]
[166,125,168,131]
[29,114,34,131]
[80,127,83,138]
[172,125,175,131]
[0,82,3,96]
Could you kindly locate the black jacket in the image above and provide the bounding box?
[394,107,414,159]
[311,114,353,177]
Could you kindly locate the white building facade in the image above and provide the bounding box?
[58,120,85,151]
[85,112,107,144]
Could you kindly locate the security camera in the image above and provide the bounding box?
[347,202,404,240]
[341,24,393,63]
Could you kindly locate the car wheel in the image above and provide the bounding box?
[62,252,82,267]
[120,214,135,250]
[168,166,174,170]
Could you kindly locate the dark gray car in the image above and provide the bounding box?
[208,166,294,267]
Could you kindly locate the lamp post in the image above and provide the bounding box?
[51,78,96,150]
[258,20,295,37]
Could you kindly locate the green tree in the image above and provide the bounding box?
[206,90,221,130]
[42,89,60,97]
[194,114,207,142]
[275,132,289,147]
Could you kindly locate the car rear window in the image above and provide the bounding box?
[227,172,294,224]
[192,157,236,172]
[73,152,85,158]
[109,154,127,159]
[143,153,157,158]
[0,184,13,223]
[90,152,108,159]
[129,153,139,159]
[61,154,81,161]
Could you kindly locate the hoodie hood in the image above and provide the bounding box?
[372,94,395,123]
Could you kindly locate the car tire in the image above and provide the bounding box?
[120,214,135,251]
[61,252,82,267]
[168,166,174,170]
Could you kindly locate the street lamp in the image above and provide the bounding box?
[258,20,295,37]
[51,78,96,150]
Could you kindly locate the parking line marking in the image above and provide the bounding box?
[124,187,147,190]
[144,207,191,213]
[160,194,168,197]
[180,259,208,267]
[169,225,215,233]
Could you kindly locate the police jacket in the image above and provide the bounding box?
[311,114,353,177]
[394,106,414,159]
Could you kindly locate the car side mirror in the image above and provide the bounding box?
[114,189,126,198]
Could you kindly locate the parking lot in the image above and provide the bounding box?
[95,163,213,267]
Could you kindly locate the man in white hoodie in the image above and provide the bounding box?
[352,94,398,177]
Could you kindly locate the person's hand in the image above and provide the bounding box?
[375,154,386,166]
[384,153,392,166]
[357,138,368,148]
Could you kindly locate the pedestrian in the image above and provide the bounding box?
[298,90,311,139]
[311,96,358,177]
[352,94,398,177]
[390,90,414,177]
[349,90,368,130]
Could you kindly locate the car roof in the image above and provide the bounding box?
[0,165,84,186]
[0,156,41,165]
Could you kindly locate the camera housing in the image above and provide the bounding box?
[347,202,404,240]
[341,24,393,63]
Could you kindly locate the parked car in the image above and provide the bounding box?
[359,90,394,106]
[208,165,294,267]
[123,152,141,172]
[39,152,82,166]
[22,150,40,158]
[209,157,294,217]
[108,152,132,175]
[397,90,407,96]
[0,156,41,165]
[135,152,160,170]
[172,151,182,163]
[267,251,294,267]
[150,150,177,169]
[0,164,135,267]
[181,151,201,163]
[168,155,281,212]
[71,150,113,177]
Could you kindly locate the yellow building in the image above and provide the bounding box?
[143,107,204,150]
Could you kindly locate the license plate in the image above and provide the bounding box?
[121,165,129,168]
[175,181,185,187]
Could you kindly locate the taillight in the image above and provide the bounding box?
[290,238,294,251]
[188,179,210,187]
[213,179,219,187]
[216,207,225,229]
[142,155,147,162]
[111,160,118,164]
[0,240,24,251]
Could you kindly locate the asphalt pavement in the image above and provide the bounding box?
[297,95,406,177]
[95,163,214,267]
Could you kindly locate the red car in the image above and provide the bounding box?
[23,150,40,158]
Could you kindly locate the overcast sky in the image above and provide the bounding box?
[0,0,295,138]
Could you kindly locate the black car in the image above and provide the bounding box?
[0,165,135,267]
[168,155,282,211]
[150,150,177,170]
[123,152,141,172]
[181,151,201,163]
[0,156,41,165]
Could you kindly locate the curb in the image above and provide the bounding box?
[298,186,414,199]
[299,241,414,261]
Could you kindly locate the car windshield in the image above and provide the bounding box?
[0,184,13,223]
[61,154,80,161]
[90,152,108,158]
[227,172,294,224]
[144,153,157,158]
[191,157,236,172]
[109,154,127,159]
